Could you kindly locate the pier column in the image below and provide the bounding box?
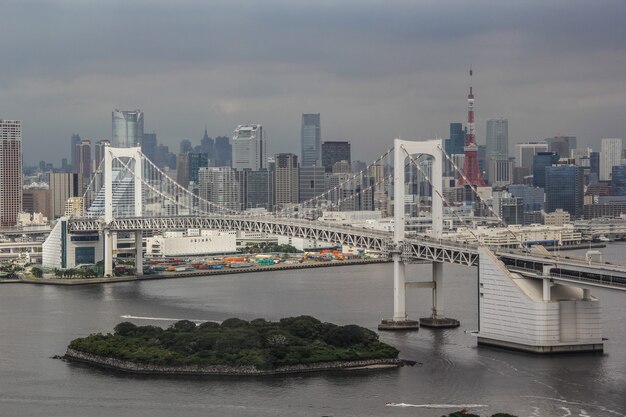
[393,254,406,321]
[135,230,143,277]
[104,229,113,277]
[419,262,460,328]
[542,279,552,302]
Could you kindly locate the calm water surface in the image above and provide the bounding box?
[0,244,625,416]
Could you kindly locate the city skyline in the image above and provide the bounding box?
[1,1,624,165]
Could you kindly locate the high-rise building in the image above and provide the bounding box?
[532,152,559,188]
[590,152,600,177]
[176,154,189,187]
[515,142,548,171]
[446,123,466,156]
[48,172,83,219]
[611,165,626,196]
[545,136,577,158]
[22,187,51,218]
[94,139,111,171]
[486,118,509,159]
[0,120,22,227]
[236,169,274,211]
[545,165,584,218]
[187,153,209,184]
[301,113,321,167]
[70,133,81,171]
[321,141,351,173]
[112,109,143,148]
[299,166,327,203]
[488,157,514,187]
[200,129,214,160]
[141,133,157,162]
[232,124,265,170]
[600,138,623,181]
[214,136,232,167]
[75,139,91,189]
[198,167,240,212]
[179,139,193,155]
[274,153,299,209]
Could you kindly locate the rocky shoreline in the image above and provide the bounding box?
[65,348,403,376]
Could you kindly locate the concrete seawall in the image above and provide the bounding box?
[65,348,401,376]
[22,258,390,286]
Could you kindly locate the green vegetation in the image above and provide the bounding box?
[30,267,43,278]
[242,243,302,254]
[69,316,398,369]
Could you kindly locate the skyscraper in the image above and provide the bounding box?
[532,152,559,188]
[299,166,327,203]
[274,153,299,209]
[141,133,157,162]
[214,136,232,167]
[0,120,22,227]
[70,133,81,171]
[321,141,351,173]
[198,167,240,212]
[112,109,143,148]
[48,172,83,219]
[515,142,549,171]
[486,118,509,159]
[232,124,265,170]
[600,138,623,181]
[75,139,92,190]
[94,139,111,170]
[611,165,626,196]
[301,113,321,167]
[545,136,577,158]
[545,165,584,218]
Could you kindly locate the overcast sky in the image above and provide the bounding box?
[1,0,625,165]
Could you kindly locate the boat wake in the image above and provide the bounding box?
[386,403,488,409]
[120,315,220,324]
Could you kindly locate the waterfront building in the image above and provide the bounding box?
[42,217,101,269]
[64,196,85,218]
[112,109,143,148]
[274,153,299,210]
[545,165,584,219]
[515,142,548,171]
[453,223,582,248]
[301,113,321,167]
[532,152,559,188]
[600,138,623,181]
[145,230,237,257]
[321,141,350,173]
[232,124,265,170]
[544,209,571,226]
[0,120,22,227]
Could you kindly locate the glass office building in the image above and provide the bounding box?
[112,109,143,148]
[545,165,584,218]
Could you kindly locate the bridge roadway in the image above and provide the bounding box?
[68,215,626,290]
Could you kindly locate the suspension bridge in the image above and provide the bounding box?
[55,138,626,354]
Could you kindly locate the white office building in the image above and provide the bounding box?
[232,124,265,170]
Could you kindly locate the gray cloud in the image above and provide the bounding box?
[1,0,625,164]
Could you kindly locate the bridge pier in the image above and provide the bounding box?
[135,231,143,277]
[103,229,113,277]
[476,247,603,353]
[419,262,460,328]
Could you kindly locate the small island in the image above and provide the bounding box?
[65,316,401,375]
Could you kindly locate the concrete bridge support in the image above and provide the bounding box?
[419,262,460,328]
[476,247,603,353]
[380,138,453,331]
[104,229,113,277]
[135,231,143,277]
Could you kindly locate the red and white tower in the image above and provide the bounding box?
[458,68,485,187]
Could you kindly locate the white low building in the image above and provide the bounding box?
[145,229,236,257]
[451,224,582,248]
